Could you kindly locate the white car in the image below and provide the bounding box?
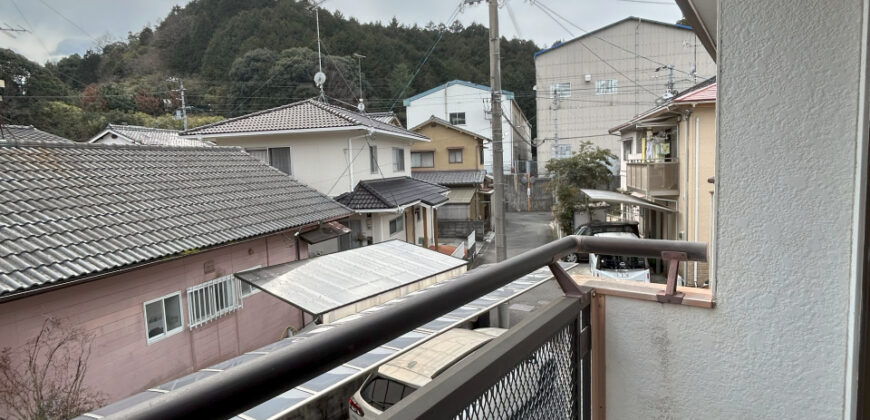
[348,328,505,419]
[589,232,651,282]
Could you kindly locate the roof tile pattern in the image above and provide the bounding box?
[104,124,211,147]
[336,177,448,210]
[412,170,486,187]
[0,142,352,297]
[1,125,73,143]
[182,99,427,140]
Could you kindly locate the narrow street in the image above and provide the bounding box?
[474,211,556,267]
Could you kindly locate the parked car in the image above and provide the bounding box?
[589,232,650,282]
[348,328,506,418]
[562,221,640,263]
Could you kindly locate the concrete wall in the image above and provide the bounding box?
[437,220,486,240]
[0,233,307,404]
[603,2,864,418]
[535,19,716,165]
[503,175,553,212]
[410,122,484,171]
[206,131,420,196]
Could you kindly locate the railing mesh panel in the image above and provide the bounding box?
[454,323,578,420]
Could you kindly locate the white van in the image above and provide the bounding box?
[589,232,651,282]
[348,328,505,418]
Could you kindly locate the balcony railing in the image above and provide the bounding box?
[626,159,679,196]
[107,236,706,420]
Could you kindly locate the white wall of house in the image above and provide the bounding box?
[602,3,865,419]
[405,83,531,173]
[201,130,420,196]
[535,19,715,166]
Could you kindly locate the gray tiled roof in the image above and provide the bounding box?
[182,99,427,141]
[1,125,73,143]
[100,124,211,147]
[412,170,486,187]
[0,142,352,298]
[335,177,448,210]
[365,111,401,126]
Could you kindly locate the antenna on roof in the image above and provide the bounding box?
[309,0,328,102]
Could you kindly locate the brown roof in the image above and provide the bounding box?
[410,116,490,143]
[182,99,427,141]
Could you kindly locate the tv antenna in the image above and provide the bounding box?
[309,0,328,101]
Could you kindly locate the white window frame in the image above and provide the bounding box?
[187,274,242,329]
[268,146,292,175]
[549,82,571,98]
[143,291,184,344]
[246,148,269,164]
[449,112,466,125]
[392,147,405,172]
[370,145,378,174]
[595,79,618,95]
[238,265,262,298]
[553,144,572,159]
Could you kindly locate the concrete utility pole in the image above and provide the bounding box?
[168,77,188,130]
[488,0,507,262]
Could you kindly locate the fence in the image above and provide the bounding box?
[625,159,679,195]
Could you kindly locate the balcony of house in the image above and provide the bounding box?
[625,159,680,197]
[99,236,711,420]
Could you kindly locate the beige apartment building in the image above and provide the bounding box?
[534,17,716,169]
[610,79,716,286]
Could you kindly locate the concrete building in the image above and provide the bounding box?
[534,17,716,171]
[0,142,351,406]
[609,78,716,285]
[403,80,532,174]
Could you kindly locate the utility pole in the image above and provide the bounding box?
[551,86,560,160]
[488,0,507,262]
[168,77,187,130]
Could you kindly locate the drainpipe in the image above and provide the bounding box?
[683,107,693,278]
[348,137,354,191]
[693,115,700,287]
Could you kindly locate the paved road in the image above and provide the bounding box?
[473,211,556,267]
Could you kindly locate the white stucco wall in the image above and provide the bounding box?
[204,131,419,196]
[603,2,864,419]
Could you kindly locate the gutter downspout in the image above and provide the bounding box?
[348,137,354,191]
[694,114,700,287]
[684,107,693,278]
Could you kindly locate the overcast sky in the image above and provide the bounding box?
[0,0,683,64]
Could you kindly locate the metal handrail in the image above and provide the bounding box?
[107,236,707,420]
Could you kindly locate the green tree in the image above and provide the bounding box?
[545,142,616,234]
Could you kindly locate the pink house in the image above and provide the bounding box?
[0,142,352,406]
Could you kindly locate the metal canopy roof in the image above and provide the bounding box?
[298,221,351,244]
[580,189,674,213]
[235,240,466,316]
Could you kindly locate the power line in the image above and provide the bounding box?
[36,0,98,43]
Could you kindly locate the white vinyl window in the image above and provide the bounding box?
[448,148,463,164]
[549,82,571,98]
[269,147,292,175]
[392,147,405,172]
[187,275,242,329]
[238,265,262,298]
[411,151,435,168]
[144,292,183,343]
[389,215,404,235]
[595,79,618,95]
[449,112,466,125]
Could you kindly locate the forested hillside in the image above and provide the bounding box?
[0,0,540,140]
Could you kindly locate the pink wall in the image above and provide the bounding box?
[0,232,308,403]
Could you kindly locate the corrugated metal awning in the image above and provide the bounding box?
[580,189,674,213]
[299,221,351,244]
[235,240,467,316]
[447,188,476,204]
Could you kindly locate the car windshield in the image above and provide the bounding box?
[597,255,646,270]
[360,375,417,411]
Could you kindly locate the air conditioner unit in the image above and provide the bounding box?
[584,74,592,82]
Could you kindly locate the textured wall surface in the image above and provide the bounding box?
[605,1,862,418]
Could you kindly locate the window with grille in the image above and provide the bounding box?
[449,112,466,125]
[549,82,571,98]
[187,275,241,329]
[144,292,183,343]
[595,79,618,95]
[393,148,405,172]
[448,148,463,164]
[411,151,434,168]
